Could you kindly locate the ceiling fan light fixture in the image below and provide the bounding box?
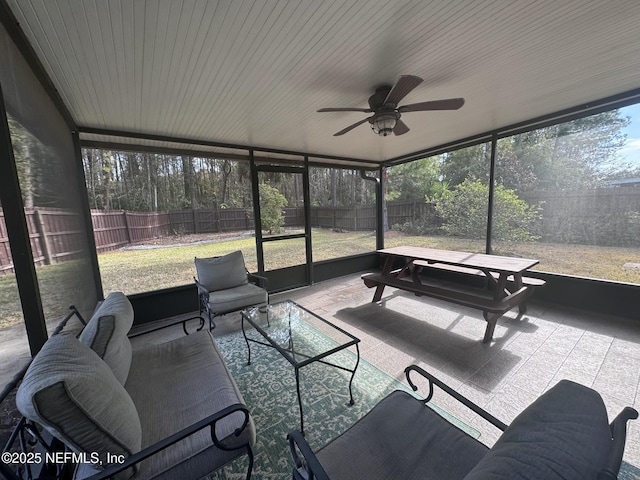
[318,75,464,137]
[371,113,397,136]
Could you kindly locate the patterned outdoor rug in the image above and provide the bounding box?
[208,321,475,479]
[621,463,640,480]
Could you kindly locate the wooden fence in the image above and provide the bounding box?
[0,210,13,273]
[521,188,640,246]
[310,205,377,230]
[168,208,255,234]
[2,189,638,273]
[0,205,379,273]
[91,210,171,253]
[0,208,89,273]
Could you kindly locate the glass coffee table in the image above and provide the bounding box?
[241,300,360,435]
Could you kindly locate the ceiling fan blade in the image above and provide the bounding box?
[317,107,372,113]
[399,97,465,113]
[333,116,372,136]
[393,118,410,136]
[384,75,423,105]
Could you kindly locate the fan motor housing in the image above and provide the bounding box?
[368,86,393,110]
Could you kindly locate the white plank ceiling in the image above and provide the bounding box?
[6,0,640,165]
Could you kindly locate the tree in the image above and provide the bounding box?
[386,157,443,202]
[259,182,287,234]
[439,111,630,194]
[537,111,630,190]
[8,115,39,208]
[182,156,196,209]
[440,144,491,187]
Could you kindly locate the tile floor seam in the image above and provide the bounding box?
[592,337,617,395]
[552,328,591,387]
[507,320,561,389]
[625,338,640,406]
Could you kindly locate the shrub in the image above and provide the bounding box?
[391,213,442,236]
[435,179,542,242]
[259,183,288,234]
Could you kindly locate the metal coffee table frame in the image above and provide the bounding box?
[241,300,360,435]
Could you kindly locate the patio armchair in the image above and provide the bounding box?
[288,365,638,480]
[195,250,268,329]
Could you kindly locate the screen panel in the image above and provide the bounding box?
[0,20,100,340]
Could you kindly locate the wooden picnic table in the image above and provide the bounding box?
[361,246,544,342]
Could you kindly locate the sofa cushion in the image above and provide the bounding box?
[79,291,134,384]
[124,330,255,479]
[317,390,488,479]
[195,250,248,292]
[16,334,142,479]
[464,380,613,480]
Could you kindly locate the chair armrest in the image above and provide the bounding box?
[405,364,508,431]
[127,315,206,338]
[86,403,252,480]
[194,277,210,296]
[287,430,331,480]
[247,272,268,289]
[194,277,211,307]
[598,406,639,480]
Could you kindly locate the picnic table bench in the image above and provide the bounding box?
[361,246,545,342]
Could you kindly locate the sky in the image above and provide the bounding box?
[618,103,640,168]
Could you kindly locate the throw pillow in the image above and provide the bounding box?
[16,333,141,479]
[79,291,134,384]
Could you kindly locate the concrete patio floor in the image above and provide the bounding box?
[236,272,640,467]
[4,270,637,471]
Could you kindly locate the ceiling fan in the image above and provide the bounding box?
[317,75,464,137]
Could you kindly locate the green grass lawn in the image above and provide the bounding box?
[0,259,97,329]
[1,229,638,330]
[97,229,377,295]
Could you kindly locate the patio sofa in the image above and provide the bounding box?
[13,292,255,480]
[288,365,638,480]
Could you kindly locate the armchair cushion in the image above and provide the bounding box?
[16,334,141,479]
[195,250,248,292]
[464,380,612,480]
[316,390,488,479]
[208,283,268,316]
[79,291,134,384]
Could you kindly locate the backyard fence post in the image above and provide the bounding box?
[354,206,358,231]
[193,209,199,234]
[33,209,52,265]
[123,211,132,243]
